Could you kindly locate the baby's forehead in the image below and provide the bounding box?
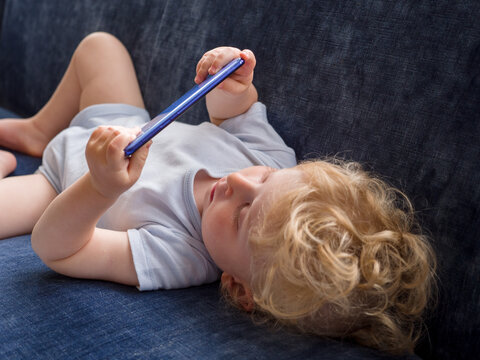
[247,167,304,225]
[266,167,305,193]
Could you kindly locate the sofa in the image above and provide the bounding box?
[1,1,479,359]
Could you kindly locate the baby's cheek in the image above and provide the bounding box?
[202,211,224,240]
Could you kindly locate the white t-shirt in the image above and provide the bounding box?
[37,102,297,290]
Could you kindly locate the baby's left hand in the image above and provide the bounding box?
[194,47,256,95]
[85,126,151,199]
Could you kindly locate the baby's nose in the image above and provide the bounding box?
[226,172,257,198]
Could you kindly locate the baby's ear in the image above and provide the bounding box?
[221,273,254,312]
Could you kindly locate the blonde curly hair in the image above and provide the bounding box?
[223,159,436,354]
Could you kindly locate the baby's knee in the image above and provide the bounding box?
[81,31,120,45]
[76,32,126,57]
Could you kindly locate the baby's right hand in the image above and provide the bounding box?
[85,126,151,199]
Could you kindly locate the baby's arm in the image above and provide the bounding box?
[195,47,258,125]
[31,127,151,285]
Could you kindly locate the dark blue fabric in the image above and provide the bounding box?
[0,1,479,359]
[0,0,4,39]
[0,227,412,360]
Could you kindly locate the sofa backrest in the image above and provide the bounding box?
[0,1,479,359]
[0,0,5,40]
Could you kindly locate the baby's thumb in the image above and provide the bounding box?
[128,140,152,177]
[240,49,256,72]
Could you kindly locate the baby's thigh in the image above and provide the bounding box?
[74,32,145,110]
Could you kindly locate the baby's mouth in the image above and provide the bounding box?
[210,181,218,202]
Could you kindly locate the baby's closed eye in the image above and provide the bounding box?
[234,203,250,230]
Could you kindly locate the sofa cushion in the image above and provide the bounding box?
[0,138,415,359]
[0,1,479,359]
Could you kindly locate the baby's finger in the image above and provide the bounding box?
[207,47,241,75]
[87,127,116,158]
[237,49,256,76]
[128,139,152,176]
[89,126,109,144]
[195,52,216,84]
[106,131,134,170]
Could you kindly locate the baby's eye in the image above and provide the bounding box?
[234,203,250,230]
[260,167,276,183]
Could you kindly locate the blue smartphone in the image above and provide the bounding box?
[124,57,245,156]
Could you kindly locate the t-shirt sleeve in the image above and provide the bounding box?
[128,225,220,290]
[219,102,297,169]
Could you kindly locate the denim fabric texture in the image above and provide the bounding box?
[0,1,479,359]
[0,237,411,360]
[0,0,4,39]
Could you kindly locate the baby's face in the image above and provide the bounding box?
[201,166,303,285]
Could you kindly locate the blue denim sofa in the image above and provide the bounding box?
[1,1,479,359]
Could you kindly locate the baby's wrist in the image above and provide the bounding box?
[83,173,121,203]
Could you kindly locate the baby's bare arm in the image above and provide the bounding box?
[32,174,139,285]
[31,127,151,285]
[195,47,258,125]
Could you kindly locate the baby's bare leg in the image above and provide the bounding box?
[0,32,144,157]
[0,150,16,178]
[0,174,57,239]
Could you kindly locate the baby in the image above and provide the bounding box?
[0,32,435,354]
